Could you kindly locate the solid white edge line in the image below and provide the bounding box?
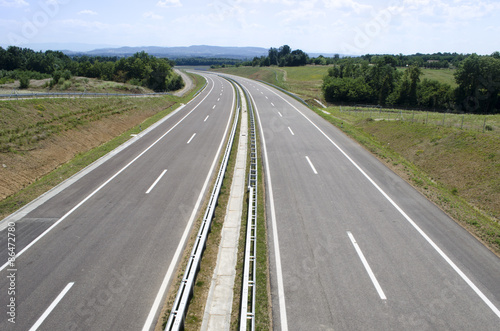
[187,133,197,144]
[29,282,74,331]
[347,231,387,300]
[145,169,167,194]
[0,76,217,273]
[288,126,295,136]
[259,81,500,320]
[305,156,318,175]
[141,75,236,331]
[245,84,289,330]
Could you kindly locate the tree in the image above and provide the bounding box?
[278,45,291,58]
[268,47,279,65]
[455,54,500,113]
[368,57,399,105]
[417,79,453,109]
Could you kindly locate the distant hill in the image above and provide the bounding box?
[80,45,269,59]
[1,43,347,59]
[1,43,118,53]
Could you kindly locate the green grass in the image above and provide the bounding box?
[335,106,500,134]
[214,65,331,102]
[397,67,457,88]
[421,68,457,87]
[283,65,330,81]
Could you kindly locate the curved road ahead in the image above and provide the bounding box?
[226,74,500,330]
[0,73,235,331]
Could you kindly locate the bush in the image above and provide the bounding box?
[52,71,62,84]
[19,76,30,89]
[165,74,184,91]
[60,80,72,90]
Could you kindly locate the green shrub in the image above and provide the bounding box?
[61,80,72,90]
[19,76,30,89]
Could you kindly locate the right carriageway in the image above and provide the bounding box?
[228,75,500,331]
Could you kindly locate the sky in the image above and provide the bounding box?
[0,0,499,55]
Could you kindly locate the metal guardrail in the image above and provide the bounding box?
[164,79,240,331]
[240,84,258,331]
[0,91,172,100]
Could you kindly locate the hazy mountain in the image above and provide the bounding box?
[83,45,269,59]
[1,43,346,59]
[2,43,118,53]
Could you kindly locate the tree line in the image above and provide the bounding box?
[0,46,183,92]
[243,45,309,67]
[322,53,500,114]
[238,46,484,69]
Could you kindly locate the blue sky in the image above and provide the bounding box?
[1,0,499,55]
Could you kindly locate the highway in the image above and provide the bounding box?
[0,73,235,330]
[227,75,500,330]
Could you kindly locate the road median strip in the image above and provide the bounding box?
[201,82,248,330]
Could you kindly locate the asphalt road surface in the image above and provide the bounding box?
[0,73,235,331]
[227,75,500,331]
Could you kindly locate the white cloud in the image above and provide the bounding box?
[78,10,98,16]
[157,0,182,7]
[402,0,500,22]
[143,11,163,20]
[322,0,372,13]
[0,0,28,7]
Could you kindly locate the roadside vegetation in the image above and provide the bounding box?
[212,65,500,255]
[0,46,183,92]
[216,49,500,114]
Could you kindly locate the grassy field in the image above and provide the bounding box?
[212,65,500,255]
[215,65,329,102]
[397,67,457,87]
